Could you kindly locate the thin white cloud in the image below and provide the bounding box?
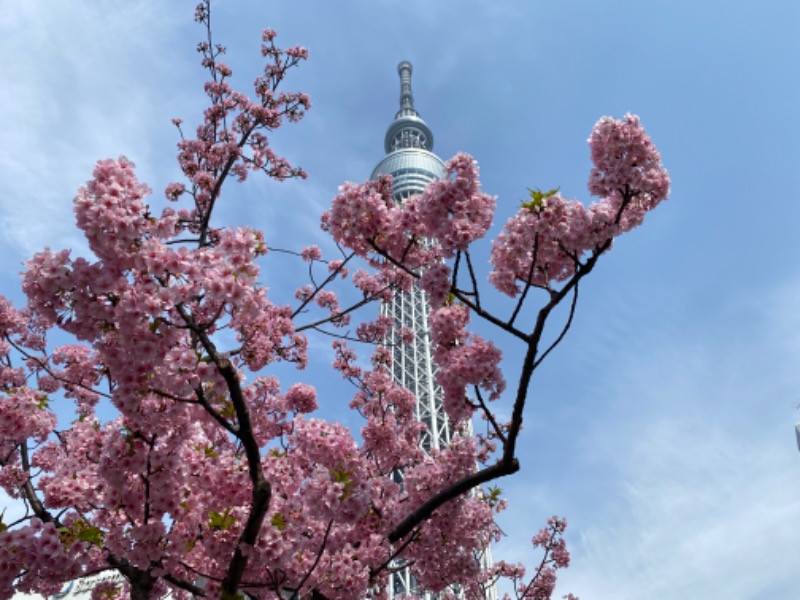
[490,270,800,598]
[0,1,186,266]
[536,277,800,599]
[565,421,800,598]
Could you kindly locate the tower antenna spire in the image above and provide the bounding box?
[382,60,434,154]
[397,60,417,117]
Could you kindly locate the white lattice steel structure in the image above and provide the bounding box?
[373,62,496,600]
[372,62,451,458]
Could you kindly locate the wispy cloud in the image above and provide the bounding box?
[0,1,186,268]
[495,276,800,599]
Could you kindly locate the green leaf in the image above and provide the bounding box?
[198,444,218,459]
[75,523,105,546]
[208,508,236,531]
[220,401,236,420]
[485,485,504,509]
[330,467,354,499]
[330,467,352,485]
[98,585,121,600]
[36,395,50,410]
[57,519,105,548]
[271,512,286,531]
[521,186,560,211]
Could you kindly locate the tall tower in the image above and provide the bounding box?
[372,62,496,600]
[372,62,453,457]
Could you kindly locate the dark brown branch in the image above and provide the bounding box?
[517,523,559,600]
[291,253,356,319]
[388,459,519,544]
[295,293,385,334]
[193,386,239,436]
[463,250,482,309]
[195,30,305,249]
[472,386,507,445]
[370,528,420,581]
[452,290,529,342]
[452,251,463,293]
[390,219,621,542]
[304,326,373,345]
[165,238,202,245]
[532,280,580,371]
[364,239,529,340]
[389,290,547,541]
[161,573,206,597]
[106,556,157,600]
[509,232,541,328]
[175,305,271,596]
[141,434,157,525]
[19,443,54,524]
[6,338,112,401]
[292,519,334,597]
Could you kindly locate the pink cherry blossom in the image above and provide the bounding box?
[0,4,665,598]
[405,152,496,257]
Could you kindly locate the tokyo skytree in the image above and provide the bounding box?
[371,61,496,600]
[371,62,452,456]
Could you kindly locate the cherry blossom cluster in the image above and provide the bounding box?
[401,435,500,593]
[0,387,55,448]
[73,156,174,268]
[491,516,576,600]
[488,193,592,294]
[349,368,425,473]
[172,1,309,225]
[324,153,495,274]
[0,1,670,597]
[0,518,86,598]
[313,114,667,599]
[405,153,495,257]
[428,305,505,423]
[587,114,670,219]
[323,176,404,262]
[490,114,669,296]
[1,103,498,600]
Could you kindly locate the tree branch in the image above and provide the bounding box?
[175,305,271,596]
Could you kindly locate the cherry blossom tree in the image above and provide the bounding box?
[0,2,669,599]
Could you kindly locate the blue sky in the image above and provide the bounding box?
[2,1,800,598]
